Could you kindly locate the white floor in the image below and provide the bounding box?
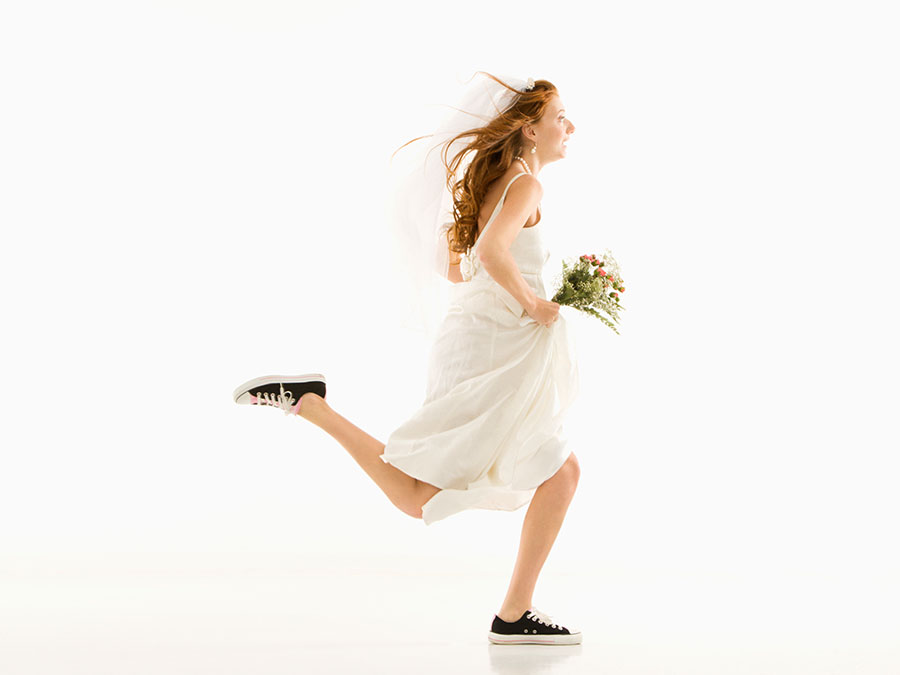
[2,552,898,675]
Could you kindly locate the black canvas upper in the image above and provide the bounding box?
[249,380,326,401]
[491,610,574,636]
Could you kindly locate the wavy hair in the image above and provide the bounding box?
[393,72,558,263]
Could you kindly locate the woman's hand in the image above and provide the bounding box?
[526,297,560,327]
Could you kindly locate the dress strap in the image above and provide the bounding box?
[472,172,529,254]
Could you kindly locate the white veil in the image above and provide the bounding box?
[384,72,536,342]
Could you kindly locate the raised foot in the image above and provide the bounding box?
[232,373,327,416]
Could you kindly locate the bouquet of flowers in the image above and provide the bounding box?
[550,249,625,334]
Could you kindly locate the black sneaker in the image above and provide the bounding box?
[232,374,326,415]
[488,607,582,645]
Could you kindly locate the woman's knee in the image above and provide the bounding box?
[548,452,580,491]
[407,481,441,520]
[564,452,581,486]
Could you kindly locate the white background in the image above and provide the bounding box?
[2,0,898,672]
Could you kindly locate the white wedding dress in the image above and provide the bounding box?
[381,172,580,525]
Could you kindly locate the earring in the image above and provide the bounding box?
[531,143,537,154]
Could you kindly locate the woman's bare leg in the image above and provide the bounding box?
[296,393,441,519]
[496,453,580,621]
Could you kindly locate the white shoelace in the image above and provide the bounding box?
[527,607,560,629]
[256,383,296,415]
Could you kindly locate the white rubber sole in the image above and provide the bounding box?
[232,373,326,403]
[488,631,582,645]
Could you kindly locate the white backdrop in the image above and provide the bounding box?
[2,0,898,671]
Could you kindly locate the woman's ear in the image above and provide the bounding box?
[520,125,534,145]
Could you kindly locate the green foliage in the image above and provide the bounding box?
[550,252,625,334]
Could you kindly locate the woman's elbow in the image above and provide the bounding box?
[477,246,503,268]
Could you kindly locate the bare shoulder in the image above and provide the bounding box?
[495,172,542,215]
[507,172,543,203]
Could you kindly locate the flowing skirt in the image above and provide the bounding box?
[380,272,580,525]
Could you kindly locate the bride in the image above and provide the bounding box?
[232,72,582,645]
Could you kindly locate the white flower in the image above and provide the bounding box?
[460,246,477,281]
[525,77,535,91]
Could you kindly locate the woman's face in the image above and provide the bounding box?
[529,94,575,162]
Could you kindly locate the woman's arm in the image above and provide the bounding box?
[475,176,542,313]
[477,249,538,315]
[447,262,464,283]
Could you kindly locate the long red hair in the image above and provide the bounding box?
[393,72,558,262]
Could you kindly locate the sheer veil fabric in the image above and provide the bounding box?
[385,72,536,341]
